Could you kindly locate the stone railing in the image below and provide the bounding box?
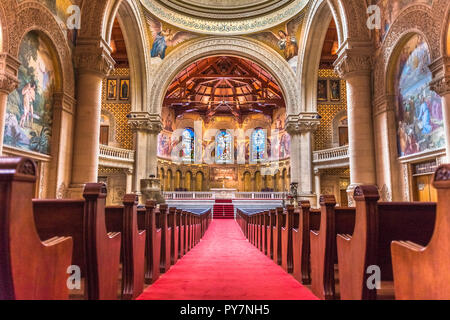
[163,191,287,200]
[313,145,349,163]
[99,144,135,169]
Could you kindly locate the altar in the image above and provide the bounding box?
[210,188,237,199]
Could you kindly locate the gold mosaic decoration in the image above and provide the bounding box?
[101,68,133,150]
[315,69,348,151]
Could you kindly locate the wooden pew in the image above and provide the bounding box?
[390,165,449,300]
[183,211,190,254]
[292,201,320,284]
[0,157,73,300]
[142,201,161,284]
[261,211,268,255]
[105,194,146,299]
[310,195,355,300]
[159,204,171,273]
[272,207,283,266]
[337,186,436,300]
[266,209,276,259]
[281,205,294,273]
[177,209,184,259]
[33,183,121,300]
[169,207,179,265]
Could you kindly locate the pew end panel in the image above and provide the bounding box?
[0,157,73,300]
[391,165,450,300]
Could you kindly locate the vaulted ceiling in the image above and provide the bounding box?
[320,19,339,69]
[110,19,129,68]
[164,56,284,122]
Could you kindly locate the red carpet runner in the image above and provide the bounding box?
[138,219,317,300]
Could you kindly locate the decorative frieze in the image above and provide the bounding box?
[0,53,20,94]
[334,47,373,79]
[285,113,320,135]
[429,57,450,96]
[74,38,115,77]
[128,112,163,134]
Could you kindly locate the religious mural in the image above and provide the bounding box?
[215,130,233,164]
[250,12,304,72]
[145,13,199,65]
[251,128,266,162]
[395,35,445,157]
[40,0,79,45]
[375,0,433,45]
[4,32,55,155]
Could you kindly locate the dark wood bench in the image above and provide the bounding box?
[159,204,171,273]
[272,207,283,266]
[391,165,449,299]
[281,205,294,273]
[266,209,276,260]
[141,201,161,284]
[169,207,179,265]
[0,157,73,300]
[177,209,184,259]
[292,201,320,284]
[310,195,355,300]
[105,194,146,299]
[33,183,121,300]
[337,186,436,300]
[261,211,269,255]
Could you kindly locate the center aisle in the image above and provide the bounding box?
[137,219,318,300]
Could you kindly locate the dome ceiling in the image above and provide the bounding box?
[140,0,309,35]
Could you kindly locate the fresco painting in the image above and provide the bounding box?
[395,35,445,157]
[250,13,304,72]
[4,32,55,155]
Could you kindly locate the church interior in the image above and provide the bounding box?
[0,0,449,302]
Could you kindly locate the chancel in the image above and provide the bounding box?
[0,0,449,301]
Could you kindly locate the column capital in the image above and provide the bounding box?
[74,38,115,77]
[0,53,20,94]
[128,112,163,134]
[285,113,320,135]
[429,57,450,96]
[334,42,373,79]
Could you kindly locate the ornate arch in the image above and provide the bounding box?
[374,5,438,98]
[9,1,75,97]
[0,0,18,54]
[297,0,342,112]
[148,36,301,116]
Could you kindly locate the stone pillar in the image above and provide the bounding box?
[128,112,162,193]
[286,113,320,206]
[373,94,401,201]
[334,45,376,205]
[70,39,114,195]
[125,169,133,194]
[0,53,20,154]
[430,57,450,162]
[314,169,321,207]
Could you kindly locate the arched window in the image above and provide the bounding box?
[215,129,233,164]
[181,127,195,162]
[251,128,266,162]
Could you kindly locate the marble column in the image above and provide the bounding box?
[430,57,450,162]
[128,112,162,194]
[0,53,20,155]
[125,169,133,194]
[373,94,401,201]
[286,113,320,206]
[70,39,114,195]
[335,46,376,205]
[314,169,321,207]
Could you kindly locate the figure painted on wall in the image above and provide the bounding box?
[146,14,197,64]
[279,133,291,159]
[251,13,304,72]
[395,35,445,157]
[4,32,55,155]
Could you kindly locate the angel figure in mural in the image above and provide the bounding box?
[251,14,303,71]
[20,83,36,128]
[146,15,197,62]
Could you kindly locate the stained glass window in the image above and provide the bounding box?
[215,129,233,164]
[181,128,194,162]
[251,128,266,162]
